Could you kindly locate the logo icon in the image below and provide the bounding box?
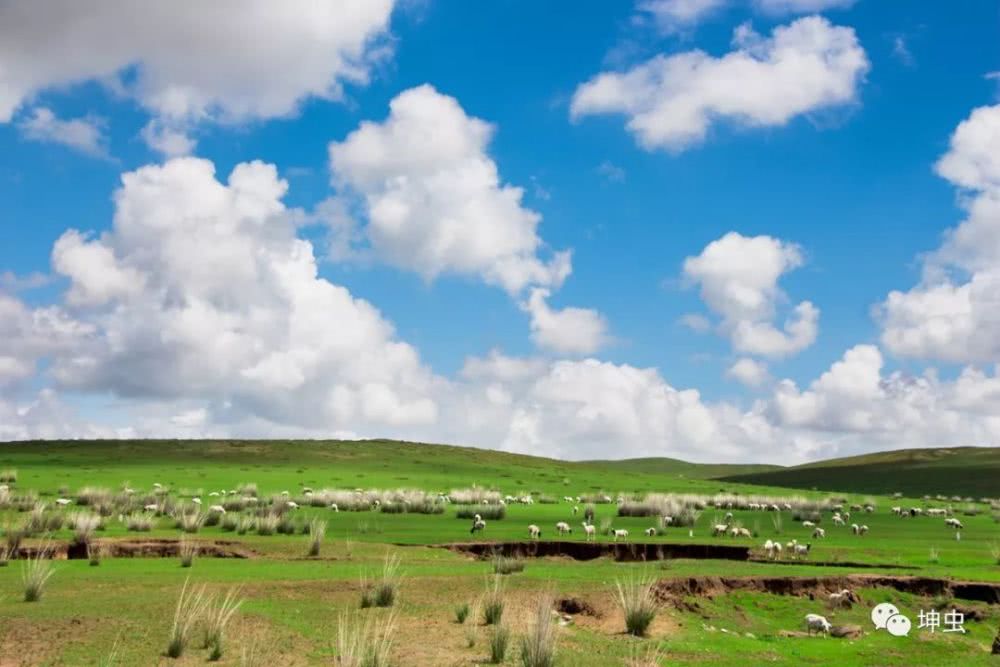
[871,602,900,630]
[885,613,912,637]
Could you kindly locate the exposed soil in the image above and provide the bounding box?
[442,540,751,562]
[16,538,257,560]
[653,574,1000,604]
[557,596,602,617]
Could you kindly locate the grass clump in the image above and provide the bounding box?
[204,586,243,661]
[179,539,198,568]
[493,553,526,575]
[177,512,205,534]
[87,541,104,566]
[489,624,510,663]
[307,518,326,557]
[929,547,940,564]
[615,572,658,637]
[220,513,239,532]
[125,514,154,532]
[335,609,397,667]
[255,513,279,536]
[519,593,557,667]
[21,545,54,602]
[373,553,401,607]
[454,602,470,623]
[166,578,210,658]
[456,504,506,520]
[482,576,505,625]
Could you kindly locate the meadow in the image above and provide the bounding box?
[0,439,998,666]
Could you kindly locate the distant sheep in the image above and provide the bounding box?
[528,524,541,539]
[828,589,853,608]
[470,519,486,534]
[286,501,299,509]
[812,527,826,539]
[582,523,596,542]
[644,527,657,537]
[945,518,963,529]
[805,613,832,635]
[55,498,71,506]
[612,529,629,542]
[802,520,815,528]
[330,503,339,512]
[556,521,572,535]
[208,505,226,514]
[572,506,579,515]
[793,543,811,559]
[712,524,729,537]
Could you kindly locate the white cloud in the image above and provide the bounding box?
[140,120,196,157]
[597,161,627,183]
[42,157,439,433]
[521,288,610,355]
[679,312,712,333]
[683,232,819,357]
[878,105,1000,363]
[0,1,396,150]
[892,36,914,67]
[753,0,856,14]
[727,358,770,387]
[640,0,727,33]
[571,16,869,152]
[17,107,108,157]
[329,84,571,295]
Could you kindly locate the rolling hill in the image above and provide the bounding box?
[580,456,781,480]
[717,446,1000,497]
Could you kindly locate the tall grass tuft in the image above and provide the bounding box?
[624,642,665,667]
[493,553,526,575]
[69,512,101,546]
[519,593,557,667]
[179,539,198,568]
[373,553,401,607]
[929,547,940,564]
[21,544,54,602]
[125,514,154,532]
[307,518,326,557]
[255,513,278,536]
[177,512,205,534]
[482,576,505,625]
[454,602,470,623]
[456,504,506,521]
[465,603,480,648]
[167,578,210,658]
[335,609,397,667]
[204,586,244,661]
[220,513,239,532]
[615,572,658,637]
[771,513,783,534]
[489,623,510,663]
[87,541,104,566]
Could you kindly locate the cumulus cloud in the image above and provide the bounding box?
[727,358,770,387]
[42,157,439,433]
[0,1,396,151]
[596,161,627,183]
[640,0,727,33]
[753,0,856,14]
[328,84,571,295]
[683,232,819,357]
[878,105,1000,363]
[571,16,869,151]
[521,288,610,355]
[17,107,108,158]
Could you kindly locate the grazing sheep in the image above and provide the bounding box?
[192,497,202,505]
[330,503,339,512]
[612,529,629,542]
[832,515,845,526]
[144,503,158,512]
[829,589,853,607]
[556,521,572,535]
[724,512,734,522]
[859,525,869,535]
[208,504,226,514]
[805,613,832,635]
[286,501,299,509]
[662,515,673,526]
[891,506,903,515]
[55,498,71,506]
[572,505,579,515]
[783,503,792,510]
[785,539,798,551]
[473,513,482,522]
[945,517,963,529]
[793,543,811,559]
[644,527,657,537]
[563,496,573,503]
[582,523,596,541]
[812,527,826,539]
[802,520,815,528]
[712,524,729,537]
[528,524,542,539]
[208,491,220,497]
[470,519,486,534]
[731,527,751,538]
[763,539,776,559]
[851,523,860,535]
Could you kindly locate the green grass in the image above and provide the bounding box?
[720,446,1000,496]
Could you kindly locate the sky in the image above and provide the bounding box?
[1,0,999,464]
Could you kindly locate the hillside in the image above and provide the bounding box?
[581,456,781,480]
[719,446,1000,497]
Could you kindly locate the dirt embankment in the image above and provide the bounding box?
[17,538,257,560]
[654,574,1000,605]
[443,540,751,562]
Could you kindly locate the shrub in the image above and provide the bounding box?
[307,518,326,557]
[204,586,243,661]
[179,539,198,568]
[69,512,101,546]
[126,514,154,532]
[335,609,397,667]
[236,516,255,535]
[583,504,596,524]
[76,486,112,507]
[177,512,206,534]
[87,542,103,567]
[454,602,470,624]
[373,553,401,607]
[489,624,510,663]
[204,512,221,527]
[220,514,239,532]
[615,573,658,637]
[456,505,506,521]
[237,482,258,497]
[519,593,557,667]
[21,545,54,602]
[482,576,505,625]
[166,578,210,658]
[255,513,279,536]
[464,606,480,648]
[275,515,297,535]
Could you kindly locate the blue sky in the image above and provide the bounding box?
[1,1,999,463]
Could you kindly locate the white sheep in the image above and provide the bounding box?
[144,503,158,512]
[582,523,596,542]
[473,513,482,523]
[802,520,815,528]
[794,543,811,559]
[528,524,542,539]
[55,498,71,506]
[330,503,339,512]
[208,504,226,514]
[563,496,574,503]
[286,501,299,509]
[471,519,486,534]
[662,515,673,526]
[763,539,777,559]
[712,524,729,537]
[572,505,579,515]
[805,613,832,635]
[556,521,572,535]
[812,527,826,539]
[828,589,853,607]
[644,527,657,537]
[192,497,202,505]
[945,518,963,529]
[612,529,629,542]
[859,524,869,535]
[851,523,860,535]
[208,491,220,497]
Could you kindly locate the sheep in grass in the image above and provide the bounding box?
[945,518,963,530]
[55,498,71,507]
[644,527,657,537]
[730,527,751,538]
[802,520,815,528]
[144,503,158,512]
[528,524,542,540]
[330,503,339,512]
[812,527,826,539]
[662,515,673,527]
[286,501,299,510]
[763,540,780,559]
[851,523,860,535]
[712,524,729,537]
[470,519,486,535]
[192,497,202,505]
[208,505,226,515]
[793,543,811,559]
[612,529,629,543]
[805,613,832,635]
[572,505,579,516]
[555,521,572,535]
[828,589,854,608]
[832,515,845,526]
[582,523,596,541]
[859,525,869,536]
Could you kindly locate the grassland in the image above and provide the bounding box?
[0,439,998,666]
[720,446,1000,496]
